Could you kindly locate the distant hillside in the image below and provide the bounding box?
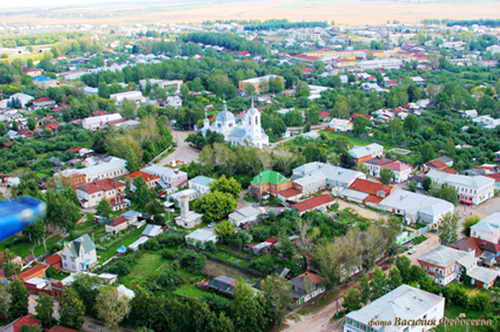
[1,0,499,25]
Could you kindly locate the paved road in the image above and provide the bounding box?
[158,129,199,166]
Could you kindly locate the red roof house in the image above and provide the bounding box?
[44,253,62,270]
[18,264,49,281]
[47,326,79,332]
[292,194,335,214]
[347,178,392,204]
[2,315,41,332]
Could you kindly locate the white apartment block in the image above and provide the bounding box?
[62,157,128,183]
[110,90,145,104]
[82,113,123,130]
[427,169,495,205]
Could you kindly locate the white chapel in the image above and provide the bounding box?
[201,100,269,148]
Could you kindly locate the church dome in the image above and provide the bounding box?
[216,110,235,123]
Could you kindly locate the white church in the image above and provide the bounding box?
[201,100,269,148]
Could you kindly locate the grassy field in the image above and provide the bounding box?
[411,235,428,246]
[0,235,62,258]
[97,226,145,262]
[433,304,489,332]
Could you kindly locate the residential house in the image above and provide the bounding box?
[249,170,293,199]
[126,171,160,189]
[417,245,476,285]
[292,194,335,215]
[293,174,327,196]
[206,275,237,297]
[0,315,41,332]
[32,97,56,109]
[82,113,123,130]
[292,162,365,191]
[379,189,455,225]
[229,206,264,228]
[472,115,500,129]
[61,234,97,272]
[105,216,129,234]
[143,164,188,191]
[76,178,126,210]
[23,67,42,77]
[363,158,412,183]
[110,91,145,104]
[169,188,198,206]
[238,74,285,94]
[344,285,445,332]
[470,213,500,263]
[43,253,62,270]
[328,118,352,132]
[185,228,217,247]
[341,178,392,206]
[188,175,214,196]
[427,169,495,205]
[142,224,162,237]
[348,143,384,163]
[290,271,325,304]
[7,93,34,108]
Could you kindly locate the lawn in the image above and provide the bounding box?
[433,304,490,332]
[97,226,145,262]
[0,235,62,258]
[120,252,169,288]
[411,235,427,246]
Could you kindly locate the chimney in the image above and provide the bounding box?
[180,195,189,218]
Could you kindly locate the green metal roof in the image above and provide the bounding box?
[251,170,289,185]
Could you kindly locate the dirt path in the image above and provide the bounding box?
[336,199,387,220]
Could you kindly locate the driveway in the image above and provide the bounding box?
[336,199,387,220]
[404,232,440,265]
[158,129,199,166]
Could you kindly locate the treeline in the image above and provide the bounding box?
[131,40,203,56]
[0,32,85,48]
[447,19,500,27]
[181,32,268,55]
[244,19,328,31]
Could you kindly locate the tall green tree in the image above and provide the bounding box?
[343,288,362,313]
[96,286,130,332]
[370,268,387,301]
[232,281,265,332]
[359,274,370,304]
[380,168,395,185]
[59,288,85,330]
[192,191,237,223]
[0,282,12,322]
[8,279,28,319]
[35,294,54,328]
[261,276,292,329]
[209,176,242,199]
[438,213,460,245]
[96,199,113,219]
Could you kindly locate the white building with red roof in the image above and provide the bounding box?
[291,194,335,215]
[363,157,412,183]
[76,178,126,210]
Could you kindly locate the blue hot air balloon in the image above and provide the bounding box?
[0,197,46,242]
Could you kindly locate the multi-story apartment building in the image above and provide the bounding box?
[427,169,495,205]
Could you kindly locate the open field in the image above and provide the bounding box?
[0,1,499,26]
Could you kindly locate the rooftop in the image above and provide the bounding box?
[251,170,289,185]
[78,178,125,194]
[127,171,160,182]
[346,285,444,326]
[418,245,475,269]
[292,194,334,212]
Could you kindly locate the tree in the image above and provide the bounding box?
[387,267,403,291]
[261,276,292,329]
[96,199,113,218]
[403,114,419,133]
[96,286,130,332]
[59,288,85,330]
[0,282,11,322]
[359,275,370,304]
[423,176,432,191]
[35,294,54,328]
[380,168,394,185]
[8,279,28,319]
[352,117,370,136]
[209,176,242,199]
[343,288,362,313]
[295,81,310,98]
[232,281,264,332]
[71,275,104,317]
[340,152,355,169]
[438,213,460,245]
[432,184,458,205]
[370,267,387,301]
[44,190,81,232]
[176,249,207,273]
[214,220,236,242]
[463,216,480,236]
[192,191,237,223]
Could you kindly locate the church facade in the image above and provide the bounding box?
[201,101,269,148]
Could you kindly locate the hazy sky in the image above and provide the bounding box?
[0,0,144,9]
